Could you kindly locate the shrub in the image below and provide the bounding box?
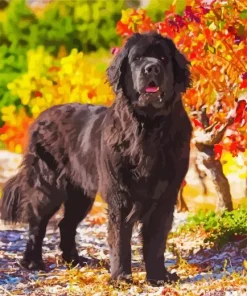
[0,0,124,111]
[116,1,247,156]
[1,0,125,55]
[116,1,247,211]
[179,207,247,247]
[0,45,27,111]
[0,47,114,153]
[146,0,186,21]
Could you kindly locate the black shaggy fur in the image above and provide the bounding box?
[0,32,192,285]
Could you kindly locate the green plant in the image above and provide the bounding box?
[0,0,124,107]
[146,0,186,21]
[0,45,27,108]
[179,207,247,247]
[0,47,114,153]
[1,0,125,55]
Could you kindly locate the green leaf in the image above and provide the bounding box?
[238,24,246,36]
[218,20,225,31]
[240,9,247,20]
[205,44,216,54]
[175,0,186,15]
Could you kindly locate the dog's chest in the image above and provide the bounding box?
[122,144,177,199]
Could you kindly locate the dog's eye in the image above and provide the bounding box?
[161,57,166,61]
[134,56,141,61]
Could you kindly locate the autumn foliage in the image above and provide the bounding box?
[116,0,247,158]
[0,48,114,153]
[1,0,247,158]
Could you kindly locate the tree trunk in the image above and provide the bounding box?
[192,104,235,212]
[196,148,233,212]
[194,160,208,195]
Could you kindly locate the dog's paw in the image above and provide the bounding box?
[164,271,180,283]
[146,279,162,286]
[108,273,133,287]
[19,258,45,271]
[62,255,85,268]
[147,271,180,286]
[63,255,109,269]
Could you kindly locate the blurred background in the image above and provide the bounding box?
[0,0,246,213]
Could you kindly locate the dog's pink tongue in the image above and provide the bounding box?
[145,86,159,93]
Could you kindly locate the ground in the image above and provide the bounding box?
[0,151,247,295]
[0,200,247,296]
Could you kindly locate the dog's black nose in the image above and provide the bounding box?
[144,63,160,75]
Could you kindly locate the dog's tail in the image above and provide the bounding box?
[0,170,27,223]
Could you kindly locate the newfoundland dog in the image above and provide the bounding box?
[0,32,192,286]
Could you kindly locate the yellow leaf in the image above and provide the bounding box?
[225,55,232,61]
[209,22,217,31]
[197,34,205,41]
[15,144,22,154]
[239,172,247,179]
[121,9,134,24]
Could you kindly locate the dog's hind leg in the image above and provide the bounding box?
[20,164,67,270]
[0,162,63,270]
[20,202,61,270]
[59,182,95,267]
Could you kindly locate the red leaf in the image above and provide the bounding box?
[240,79,247,89]
[116,21,133,37]
[214,144,223,160]
[241,72,247,80]
[227,26,236,34]
[243,46,247,56]
[191,118,203,128]
[34,91,42,97]
[234,99,247,125]
[156,22,176,39]
[48,66,60,72]
[229,141,245,156]
[189,52,197,60]
[88,89,97,99]
[204,28,210,37]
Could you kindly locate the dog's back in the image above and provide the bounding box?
[0,103,106,224]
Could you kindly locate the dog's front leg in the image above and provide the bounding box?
[142,208,179,286]
[107,196,133,283]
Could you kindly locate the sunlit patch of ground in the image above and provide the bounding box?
[183,184,247,213]
[1,152,247,295]
[1,201,247,295]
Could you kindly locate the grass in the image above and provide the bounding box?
[177,206,247,248]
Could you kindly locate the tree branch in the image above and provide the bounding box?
[194,115,234,146]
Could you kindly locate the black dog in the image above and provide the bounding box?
[0,32,192,286]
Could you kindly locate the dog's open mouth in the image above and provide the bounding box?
[145,81,160,94]
[137,81,165,108]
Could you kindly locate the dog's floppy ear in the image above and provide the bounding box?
[107,46,128,93]
[165,38,191,93]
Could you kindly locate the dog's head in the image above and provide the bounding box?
[107,32,191,116]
